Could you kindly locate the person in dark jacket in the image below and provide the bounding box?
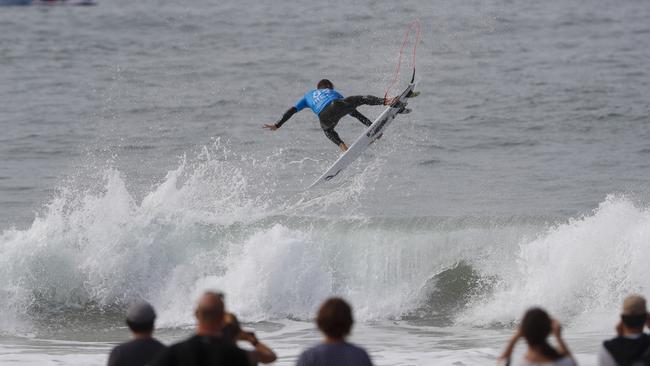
[599,295,650,366]
[151,292,249,366]
[107,301,165,366]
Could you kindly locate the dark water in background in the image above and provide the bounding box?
[1,0,650,364]
[1,0,649,227]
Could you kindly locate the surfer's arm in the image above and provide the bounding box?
[264,107,298,131]
[275,107,298,128]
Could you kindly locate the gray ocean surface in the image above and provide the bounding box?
[1,0,650,365]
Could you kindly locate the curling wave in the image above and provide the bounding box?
[0,143,648,335]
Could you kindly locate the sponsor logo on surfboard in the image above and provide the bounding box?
[367,117,390,138]
[325,169,342,181]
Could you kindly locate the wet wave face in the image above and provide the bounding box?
[1,143,648,336]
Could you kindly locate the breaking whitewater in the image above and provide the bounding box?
[1,143,649,365]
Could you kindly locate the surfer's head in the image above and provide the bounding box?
[317,79,334,89]
[316,297,353,340]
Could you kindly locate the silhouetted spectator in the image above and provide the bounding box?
[107,301,165,366]
[599,294,650,366]
[151,292,249,366]
[498,307,575,366]
[223,312,277,365]
[296,297,373,366]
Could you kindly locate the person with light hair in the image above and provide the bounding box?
[599,294,650,366]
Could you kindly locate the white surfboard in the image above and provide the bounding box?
[309,83,416,188]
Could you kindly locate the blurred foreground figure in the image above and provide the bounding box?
[151,292,249,366]
[498,307,576,366]
[223,313,277,365]
[599,295,650,366]
[296,297,373,366]
[107,301,165,366]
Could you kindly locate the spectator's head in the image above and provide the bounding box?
[222,312,242,343]
[125,301,156,337]
[520,307,561,361]
[317,79,334,89]
[195,291,225,336]
[620,294,647,333]
[316,297,353,341]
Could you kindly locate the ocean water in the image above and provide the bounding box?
[1,0,650,365]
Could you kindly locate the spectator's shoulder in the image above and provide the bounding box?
[341,342,372,365]
[107,344,123,366]
[224,342,249,366]
[150,339,189,366]
[296,346,319,366]
[346,342,370,354]
[151,338,166,350]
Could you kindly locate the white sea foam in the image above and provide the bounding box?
[1,143,648,337]
[464,195,650,331]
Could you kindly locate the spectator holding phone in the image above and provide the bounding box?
[499,307,575,366]
[223,313,277,365]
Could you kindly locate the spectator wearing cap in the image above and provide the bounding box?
[107,301,166,366]
[296,297,373,366]
[151,292,249,366]
[599,294,650,366]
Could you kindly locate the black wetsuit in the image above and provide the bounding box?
[274,95,385,146]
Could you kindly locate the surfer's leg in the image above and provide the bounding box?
[342,95,385,107]
[323,128,345,146]
[349,109,372,127]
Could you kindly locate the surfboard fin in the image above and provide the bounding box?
[407,90,420,98]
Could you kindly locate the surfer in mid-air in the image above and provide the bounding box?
[264,79,407,152]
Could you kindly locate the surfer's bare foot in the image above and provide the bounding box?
[339,143,349,152]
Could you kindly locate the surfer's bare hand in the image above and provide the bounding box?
[263,124,278,131]
[339,143,349,152]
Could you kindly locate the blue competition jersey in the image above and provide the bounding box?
[294,88,344,115]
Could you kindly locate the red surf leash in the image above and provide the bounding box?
[384,19,422,104]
